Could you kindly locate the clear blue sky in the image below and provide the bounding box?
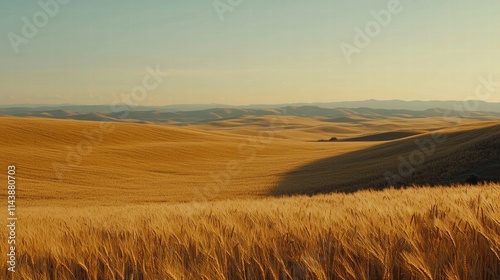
[1,0,499,105]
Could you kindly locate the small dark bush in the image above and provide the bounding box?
[465,174,480,185]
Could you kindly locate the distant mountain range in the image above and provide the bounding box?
[2,100,500,124]
[2,100,500,114]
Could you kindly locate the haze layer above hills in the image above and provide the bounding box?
[2,99,500,115]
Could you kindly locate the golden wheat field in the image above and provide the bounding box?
[2,185,499,279]
[1,117,500,279]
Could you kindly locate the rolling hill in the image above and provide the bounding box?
[1,116,499,207]
[274,122,500,195]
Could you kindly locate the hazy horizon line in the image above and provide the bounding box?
[2,99,500,108]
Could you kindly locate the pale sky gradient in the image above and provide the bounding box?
[1,0,499,105]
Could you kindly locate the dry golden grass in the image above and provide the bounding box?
[2,184,499,279]
[0,117,376,206]
[1,117,498,207]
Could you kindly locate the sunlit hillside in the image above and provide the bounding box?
[0,116,373,206]
[1,117,499,207]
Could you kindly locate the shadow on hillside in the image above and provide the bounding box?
[271,125,500,196]
[338,131,424,142]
